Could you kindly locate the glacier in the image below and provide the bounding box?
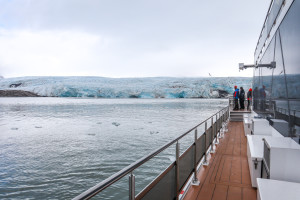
[0,76,252,98]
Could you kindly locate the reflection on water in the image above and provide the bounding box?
[0,98,227,199]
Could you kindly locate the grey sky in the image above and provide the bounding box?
[0,0,271,78]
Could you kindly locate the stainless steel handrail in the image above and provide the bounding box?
[73,106,229,200]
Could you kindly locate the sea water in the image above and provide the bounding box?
[0,98,227,199]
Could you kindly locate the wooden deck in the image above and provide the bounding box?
[184,121,256,200]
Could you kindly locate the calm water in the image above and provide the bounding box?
[0,98,227,199]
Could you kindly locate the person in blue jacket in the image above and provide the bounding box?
[233,86,239,110]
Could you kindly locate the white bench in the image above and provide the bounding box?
[251,118,282,137]
[257,178,300,200]
[246,133,283,187]
[262,137,300,183]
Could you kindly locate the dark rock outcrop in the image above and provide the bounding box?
[9,83,22,88]
[217,89,229,98]
[0,90,40,97]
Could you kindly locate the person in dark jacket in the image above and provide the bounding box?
[247,88,252,110]
[253,87,259,110]
[259,85,266,111]
[233,86,239,110]
[239,87,245,109]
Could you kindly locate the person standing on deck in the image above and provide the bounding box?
[233,86,239,110]
[247,88,252,110]
[239,87,245,109]
[253,87,259,110]
[259,85,266,111]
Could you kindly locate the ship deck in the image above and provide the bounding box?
[184,121,256,200]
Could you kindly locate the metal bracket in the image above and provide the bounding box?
[191,178,200,186]
[210,147,215,154]
[202,161,209,166]
[239,61,276,71]
[254,158,258,170]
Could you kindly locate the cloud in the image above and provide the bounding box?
[0,0,270,78]
[0,28,255,78]
[0,29,112,76]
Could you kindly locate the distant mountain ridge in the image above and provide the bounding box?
[0,76,252,98]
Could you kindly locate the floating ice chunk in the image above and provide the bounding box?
[210,90,219,98]
[156,155,176,162]
[112,122,120,127]
[168,156,176,162]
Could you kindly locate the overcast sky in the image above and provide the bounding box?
[0,0,271,78]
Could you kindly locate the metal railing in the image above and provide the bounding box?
[275,106,300,127]
[275,106,300,117]
[73,106,230,200]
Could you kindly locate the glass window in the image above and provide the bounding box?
[277,0,300,139]
[253,33,275,114]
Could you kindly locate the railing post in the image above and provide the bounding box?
[203,121,209,166]
[223,110,226,131]
[227,107,229,121]
[228,98,230,109]
[217,114,219,135]
[220,111,225,138]
[219,112,221,130]
[129,172,135,200]
[216,113,220,144]
[192,129,200,186]
[224,108,229,133]
[222,109,224,125]
[218,112,222,139]
[219,111,223,138]
[218,112,221,132]
[210,117,215,153]
[176,141,180,199]
[220,111,222,130]
[222,110,224,124]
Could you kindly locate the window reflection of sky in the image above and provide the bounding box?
[253,0,300,138]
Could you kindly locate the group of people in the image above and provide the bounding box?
[233,85,252,110]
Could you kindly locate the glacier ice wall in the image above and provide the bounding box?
[0,76,252,98]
